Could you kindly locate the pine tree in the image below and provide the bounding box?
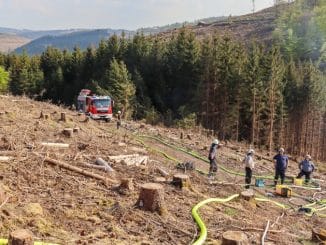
[0,66,9,93]
[106,59,136,118]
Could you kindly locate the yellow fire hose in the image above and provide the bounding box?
[191,194,240,245]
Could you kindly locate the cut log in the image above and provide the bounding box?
[222,231,249,245]
[157,167,169,177]
[109,154,139,161]
[312,227,326,242]
[41,142,69,148]
[82,163,113,173]
[172,174,191,189]
[95,158,114,172]
[60,112,66,122]
[136,183,166,215]
[8,229,34,245]
[241,189,255,201]
[154,177,166,183]
[33,153,118,185]
[119,178,134,191]
[108,154,148,166]
[0,156,11,161]
[62,128,73,138]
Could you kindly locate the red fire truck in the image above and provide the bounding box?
[77,89,113,121]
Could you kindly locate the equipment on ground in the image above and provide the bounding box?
[275,185,292,197]
[255,178,265,187]
[294,178,303,186]
[77,89,113,121]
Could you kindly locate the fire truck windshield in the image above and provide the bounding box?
[92,99,110,108]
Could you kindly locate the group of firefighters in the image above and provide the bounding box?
[208,139,316,188]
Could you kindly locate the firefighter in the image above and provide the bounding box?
[273,147,289,186]
[243,149,255,189]
[208,139,220,180]
[116,111,121,129]
[297,154,315,183]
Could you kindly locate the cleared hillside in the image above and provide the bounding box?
[157,5,287,43]
[0,95,324,244]
[0,34,30,53]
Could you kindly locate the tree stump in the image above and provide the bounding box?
[62,128,73,138]
[180,132,184,139]
[8,229,34,245]
[173,174,191,189]
[187,134,192,140]
[119,178,134,191]
[241,189,255,201]
[73,127,80,133]
[312,227,326,242]
[60,112,66,122]
[136,183,166,215]
[222,231,248,245]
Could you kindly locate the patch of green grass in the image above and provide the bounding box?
[224,207,238,217]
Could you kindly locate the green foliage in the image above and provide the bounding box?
[274,0,326,62]
[0,66,9,93]
[145,107,161,125]
[2,13,325,159]
[106,59,136,118]
[175,113,197,129]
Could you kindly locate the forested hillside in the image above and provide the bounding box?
[0,0,325,160]
[15,29,134,55]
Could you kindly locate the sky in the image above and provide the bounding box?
[0,0,274,30]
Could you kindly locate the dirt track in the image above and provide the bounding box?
[0,96,325,244]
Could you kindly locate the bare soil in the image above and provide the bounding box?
[0,95,325,245]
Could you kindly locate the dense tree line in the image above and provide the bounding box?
[0,0,325,160]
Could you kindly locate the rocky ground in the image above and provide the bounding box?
[0,95,325,245]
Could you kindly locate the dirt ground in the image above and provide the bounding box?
[0,95,325,245]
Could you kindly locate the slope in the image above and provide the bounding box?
[14,29,134,55]
[0,95,324,244]
[0,34,30,53]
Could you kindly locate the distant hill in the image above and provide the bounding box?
[15,29,134,55]
[0,33,30,53]
[0,27,84,39]
[138,16,227,34]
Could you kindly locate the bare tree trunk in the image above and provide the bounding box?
[251,87,256,145]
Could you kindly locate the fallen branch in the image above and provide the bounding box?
[230,225,281,234]
[261,220,270,245]
[0,196,9,209]
[271,212,284,228]
[33,153,118,184]
[41,142,69,148]
[156,167,169,177]
[95,158,114,172]
[82,162,114,173]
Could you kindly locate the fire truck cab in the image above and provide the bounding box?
[77,89,113,121]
